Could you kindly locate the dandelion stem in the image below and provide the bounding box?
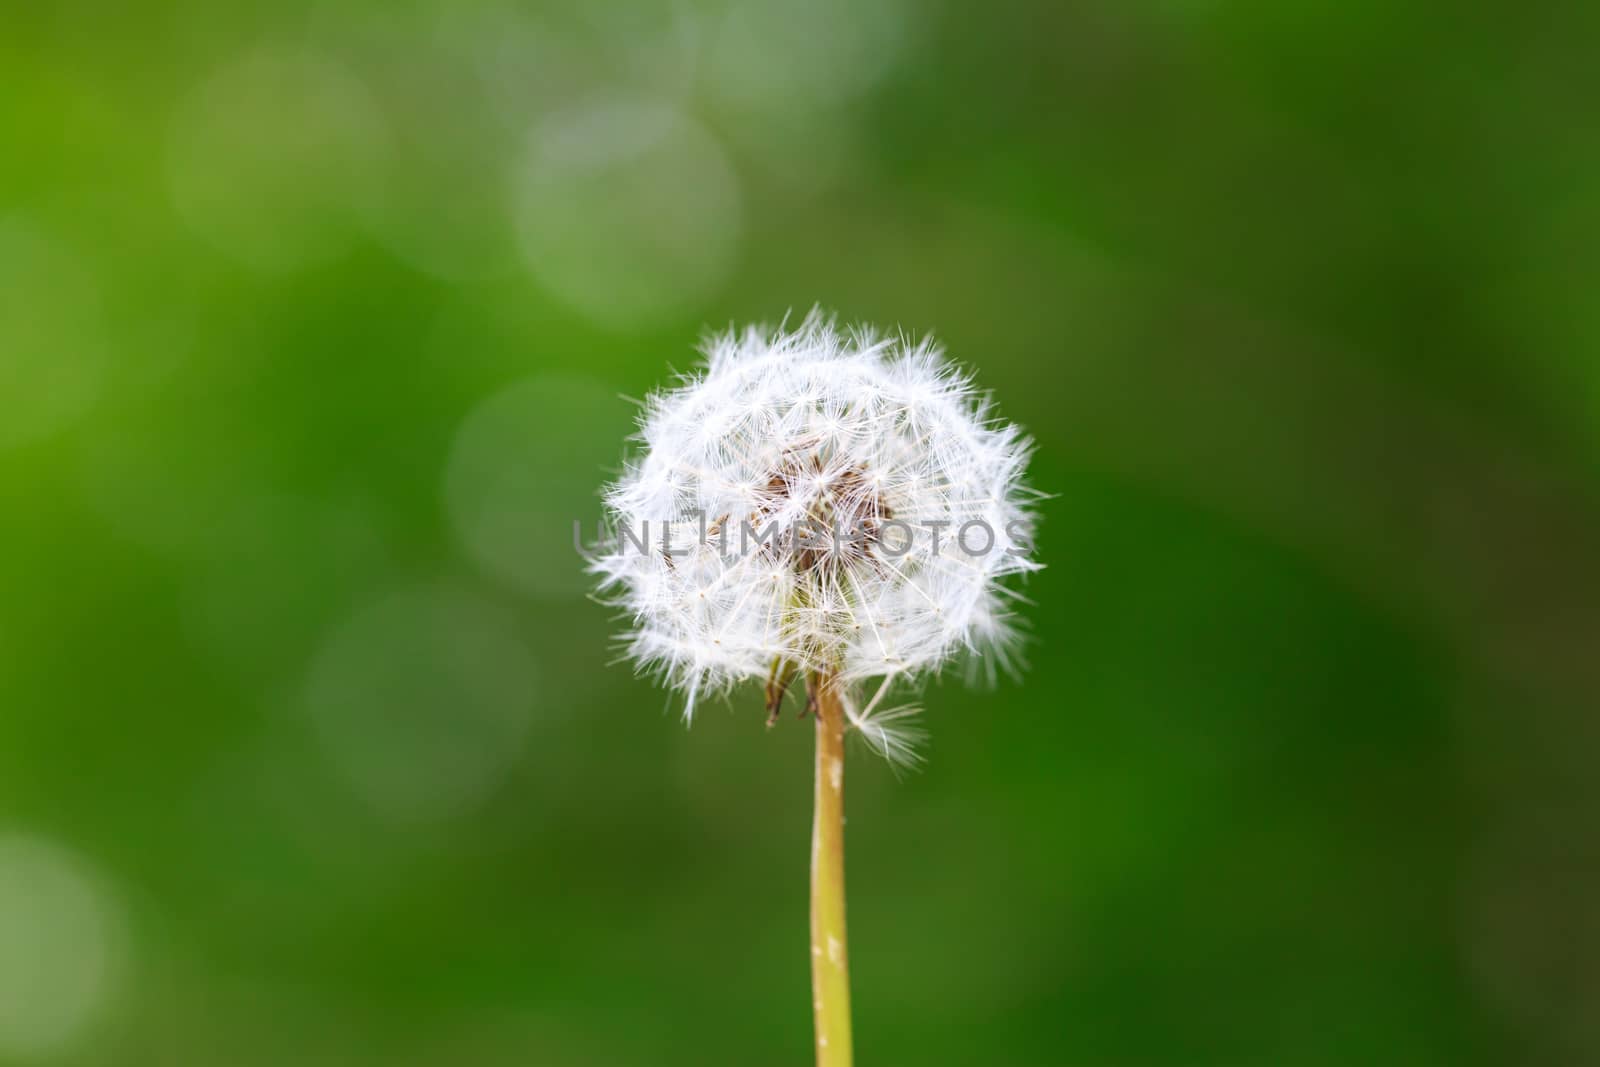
[810,674,853,1067]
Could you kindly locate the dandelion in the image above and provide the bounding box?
[591,311,1041,1066]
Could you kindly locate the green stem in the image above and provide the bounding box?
[810,675,853,1067]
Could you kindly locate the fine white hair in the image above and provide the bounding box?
[591,311,1042,763]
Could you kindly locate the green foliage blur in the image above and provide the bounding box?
[4,2,1598,1064]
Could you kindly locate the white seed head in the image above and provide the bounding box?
[591,311,1041,761]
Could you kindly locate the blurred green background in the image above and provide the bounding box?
[4,2,1599,1064]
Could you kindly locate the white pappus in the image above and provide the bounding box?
[590,311,1043,765]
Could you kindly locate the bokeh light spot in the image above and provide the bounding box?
[310,4,530,282]
[513,99,742,329]
[0,834,123,1057]
[707,0,911,110]
[167,48,385,273]
[306,583,537,826]
[0,220,105,451]
[477,4,704,121]
[444,373,628,601]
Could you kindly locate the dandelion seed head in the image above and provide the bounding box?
[591,311,1041,759]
